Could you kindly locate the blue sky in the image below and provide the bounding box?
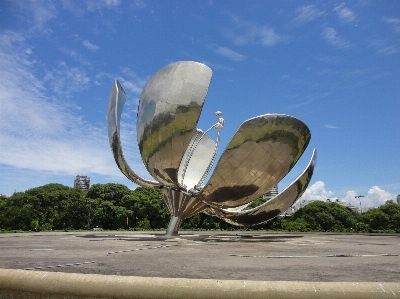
[1,0,399,209]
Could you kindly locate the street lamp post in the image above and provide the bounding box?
[355,195,365,214]
[87,199,93,230]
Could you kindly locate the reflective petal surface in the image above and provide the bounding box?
[161,188,208,236]
[161,188,207,219]
[198,114,311,209]
[137,61,212,187]
[213,149,317,226]
[107,61,317,236]
[178,129,216,191]
[106,80,161,189]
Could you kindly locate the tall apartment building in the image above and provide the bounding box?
[397,194,400,204]
[74,175,90,191]
[262,185,278,201]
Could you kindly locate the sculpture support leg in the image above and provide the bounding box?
[165,216,183,237]
[160,187,208,236]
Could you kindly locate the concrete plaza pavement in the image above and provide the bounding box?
[0,231,399,282]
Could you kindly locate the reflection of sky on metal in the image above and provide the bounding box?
[178,129,216,191]
[107,61,316,235]
[198,114,311,209]
[136,62,212,187]
[107,80,161,189]
[217,149,316,226]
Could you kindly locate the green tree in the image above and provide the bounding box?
[292,201,360,231]
[25,184,86,230]
[1,184,86,231]
[0,192,38,230]
[361,201,400,232]
[362,208,389,231]
[379,201,400,232]
[1,204,36,231]
[245,197,266,209]
[86,183,134,229]
[86,183,132,205]
[53,190,87,230]
[90,199,131,230]
[2,181,399,234]
[130,187,169,230]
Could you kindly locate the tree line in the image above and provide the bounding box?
[1,183,399,233]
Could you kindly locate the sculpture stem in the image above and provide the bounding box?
[165,216,183,237]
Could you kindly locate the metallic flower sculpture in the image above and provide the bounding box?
[107,61,316,236]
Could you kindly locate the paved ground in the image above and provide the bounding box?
[0,231,399,282]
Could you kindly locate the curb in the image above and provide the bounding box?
[0,269,399,298]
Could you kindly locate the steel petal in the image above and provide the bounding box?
[213,149,316,226]
[178,129,216,191]
[137,61,212,187]
[106,80,161,188]
[198,114,311,208]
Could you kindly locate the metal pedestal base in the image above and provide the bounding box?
[165,216,183,237]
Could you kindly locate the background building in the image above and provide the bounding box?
[74,175,90,191]
[335,200,360,213]
[397,194,400,204]
[262,185,278,201]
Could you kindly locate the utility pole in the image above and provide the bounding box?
[355,195,364,214]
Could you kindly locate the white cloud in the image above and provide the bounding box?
[0,31,121,180]
[12,0,57,33]
[377,45,398,56]
[288,92,331,109]
[105,0,121,6]
[61,0,85,17]
[299,180,395,209]
[300,181,334,201]
[43,62,91,97]
[293,5,324,24]
[370,40,398,56]
[259,27,285,46]
[86,0,121,11]
[118,67,147,94]
[383,17,400,33]
[215,46,246,61]
[344,186,393,209]
[226,16,287,47]
[82,40,100,51]
[60,47,91,65]
[131,0,146,9]
[322,27,353,50]
[333,3,356,23]
[324,124,338,129]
